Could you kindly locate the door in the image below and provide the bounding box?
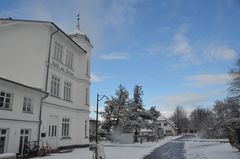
[18,129,30,155]
[48,116,58,149]
[0,129,8,154]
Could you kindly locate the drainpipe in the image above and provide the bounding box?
[38,29,58,143]
[38,93,49,143]
[45,29,59,91]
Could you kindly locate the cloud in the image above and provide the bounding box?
[90,73,111,82]
[154,92,208,108]
[100,52,130,60]
[204,43,237,61]
[104,0,139,27]
[168,23,194,61]
[186,73,231,87]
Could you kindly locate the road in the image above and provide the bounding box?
[143,135,194,159]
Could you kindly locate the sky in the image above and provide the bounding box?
[1,0,240,117]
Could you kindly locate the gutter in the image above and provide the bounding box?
[45,29,59,91]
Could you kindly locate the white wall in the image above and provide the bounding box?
[0,22,50,89]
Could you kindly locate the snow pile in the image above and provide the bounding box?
[185,138,240,159]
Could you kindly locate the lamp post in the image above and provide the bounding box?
[95,94,108,159]
[96,94,108,143]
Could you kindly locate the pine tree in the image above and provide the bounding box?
[102,85,129,133]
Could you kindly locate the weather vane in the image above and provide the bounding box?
[76,13,80,30]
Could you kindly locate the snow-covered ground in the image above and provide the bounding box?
[32,136,181,159]
[184,138,240,159]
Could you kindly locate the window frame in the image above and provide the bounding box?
[66,50,74,69]
[0,90,13,110]
[22,97,33,114]
[63,81,72,101]
[50,75,60,97]
[53,41,63,62]
[62,117,70,138]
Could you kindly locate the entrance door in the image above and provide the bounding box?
[18,129,30,155]
[48,116,58,149]
[0,129,8,154]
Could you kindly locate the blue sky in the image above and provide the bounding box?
[1,0,240,117]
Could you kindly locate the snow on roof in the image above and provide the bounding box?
[157,116,177,129]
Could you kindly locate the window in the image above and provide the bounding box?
[54,42,63,62]
[64,81,72,101]
[0,128,8,154]
[85,88,89,105]
[22,97,33,113]
[50,75,60,97]
[48,125,57,137]
[0,91,12,110]
[86,60,90,76]
[66,51,73,69]
[159,123,161,126]
[62,118,70,137]
[164,122,168,126]
[85,120,87,137]
[165,130,172,134]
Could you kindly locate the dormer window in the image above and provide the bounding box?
[66,51,73,69]
[54,42,63,62]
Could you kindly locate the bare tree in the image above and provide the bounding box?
[229,58,240,104]
[190,107,213,131]
[170,105,188,134]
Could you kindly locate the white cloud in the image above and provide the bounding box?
[204,43,237,61]
[100,52,130,60]
[169,23,193,58]
[186,73,231,87]
[154,92,207,109]
[90,73,111,82]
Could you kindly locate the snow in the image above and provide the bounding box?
[184,137,240,159]
[0,153,16,158]
[32,136,181,159]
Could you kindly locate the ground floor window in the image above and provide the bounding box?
[165,130,172,134]
[49,125,57,137]
[18,129,30,155]
[62,118,70,137]
[0,128,8,154]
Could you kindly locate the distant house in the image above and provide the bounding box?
[156,116,178,136]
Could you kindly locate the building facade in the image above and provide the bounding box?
[0,18,93,153]
[156,116,178,136]
[0,77,47,155]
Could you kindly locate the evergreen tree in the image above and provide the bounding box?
[102,85,129,133]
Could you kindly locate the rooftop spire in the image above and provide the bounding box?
[76,13,80,31]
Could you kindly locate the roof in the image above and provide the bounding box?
[157,115,178,129]
[0,77,48,94]
[0,18,87,53]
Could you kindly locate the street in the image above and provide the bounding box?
[143,135,194,159]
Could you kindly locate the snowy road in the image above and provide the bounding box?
[143,135,190,159]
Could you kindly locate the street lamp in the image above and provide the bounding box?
[96,94,108,143]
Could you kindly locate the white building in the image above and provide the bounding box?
[0,77,47,154]
[0,18,93,153]
[156,116,178,136]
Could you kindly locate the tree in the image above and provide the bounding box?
[101,85,129,134]
[229,58,240,104]
[190,107,213,131]
[170,105,188,134]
